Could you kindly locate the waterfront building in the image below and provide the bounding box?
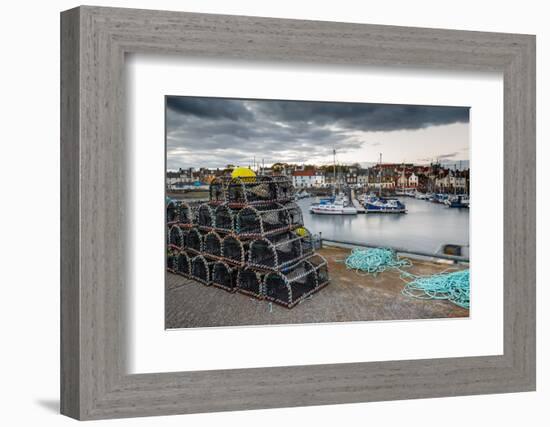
[292,169,325,188]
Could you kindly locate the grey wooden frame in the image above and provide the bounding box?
[61,5,536,420]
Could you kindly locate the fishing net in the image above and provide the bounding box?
[221,234,248,265]
[263,254,329,308]
[236,267,265,299]
[211,261,238,292]
[203,231,223,258]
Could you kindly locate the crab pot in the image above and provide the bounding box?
[214,204,236,233]
[177,201,196,227]
[236,202,303,237]
[248,231,310,270]
[295,227,314,253]
[166,248,178,272]
[197,203,216,229]
[166,199,179,223]
[237,267,265,299]
[186,228,205,254]
[271,175,296,201]
[226,176,294,205]
[263,255,329,308]
[305,254,330,286]
[209,177,227,203]
[203,231,223,258]
[191,255,214,285]
[221,234,248,265]
[211,261,239,292]
[284,202,304,227]
[176,251,192,277]
[168,225,186,249]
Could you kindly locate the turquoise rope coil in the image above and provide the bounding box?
[402,269,470,309]
[344,248,470,309]
[344,248,411,275]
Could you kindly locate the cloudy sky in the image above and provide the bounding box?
[166,96,470,171]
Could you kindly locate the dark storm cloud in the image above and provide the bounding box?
[166,97,253,121]
[166,96,469,169]
[254,101,469,132]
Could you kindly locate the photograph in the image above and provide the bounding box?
[164,96,471,329]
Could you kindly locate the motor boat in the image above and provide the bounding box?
[445,195,469,208]
[364,197,407,213]
[310,197,358,215]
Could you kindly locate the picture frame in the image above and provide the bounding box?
[60,5,536,420]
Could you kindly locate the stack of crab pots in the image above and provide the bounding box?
[167,174,330,308]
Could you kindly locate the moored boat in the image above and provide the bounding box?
[364,197,407,213]
[445,195,469,208]
[310,197,358,215]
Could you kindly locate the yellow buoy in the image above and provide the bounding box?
[295,227,308,237]
[231,167,256,179]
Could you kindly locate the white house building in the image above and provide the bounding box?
[291,170,325,188]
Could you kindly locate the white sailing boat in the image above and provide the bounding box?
[309,149,357,215]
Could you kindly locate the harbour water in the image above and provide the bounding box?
[297,196,469,254]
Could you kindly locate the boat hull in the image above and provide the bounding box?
[310,207,357,215]
[365,208,407,214]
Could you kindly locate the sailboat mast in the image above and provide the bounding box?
[333,148,336,196]
[378,153,382,197]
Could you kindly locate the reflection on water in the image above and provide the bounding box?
[297,197,469,254]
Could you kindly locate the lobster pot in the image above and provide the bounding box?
[191,255,214,285]
[226,176,295,205]
[168,225,186,249]
[295,227,314,253]
[186,228,204,254]
[203,231,223,258]
[211,261,238,292]
[209,177,227,203]
[176,251,192,277]
[263,255,329,308]
[284,202,304,228]
[166,199,178,223]
[177,201,196,227]
[197,203,216,229]
[166,248,178,272]
[271,175,295,201]
[237,268,265,299]
[248,231,309,270]
[214,204,236,233]
[305,254,330,286]
[221,235,248,265]
[236,202,303,237]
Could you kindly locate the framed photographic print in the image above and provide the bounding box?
[61,6,536,420]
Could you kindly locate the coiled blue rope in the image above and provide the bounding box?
[401,270,470,309]
[345,248,411,276]
[344,248,470,309]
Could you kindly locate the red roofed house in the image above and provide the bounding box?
[292,169,325,188]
